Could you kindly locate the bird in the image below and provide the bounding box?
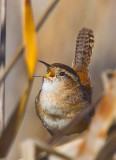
[35,28,94,136]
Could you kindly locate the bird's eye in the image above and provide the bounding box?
[59,72,65,76]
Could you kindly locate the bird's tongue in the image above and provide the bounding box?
[45,68,56,77]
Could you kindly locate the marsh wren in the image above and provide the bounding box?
[35,28,94,135]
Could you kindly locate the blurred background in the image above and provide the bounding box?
[5,0,116,159]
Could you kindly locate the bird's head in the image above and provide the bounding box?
[34,60,81,89]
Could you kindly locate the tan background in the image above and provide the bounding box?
[5,0,116,159]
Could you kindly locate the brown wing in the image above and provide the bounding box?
[72,28,94,93]
[35,90,42,120]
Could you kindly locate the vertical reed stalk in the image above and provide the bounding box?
[0,0,7,135]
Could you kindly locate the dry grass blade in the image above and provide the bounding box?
[96,131,116,160]
[23,0,37,79]
[49,138,84,160]
[0,0,60,85]
[0,0,7,135]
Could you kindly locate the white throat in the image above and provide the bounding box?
[42,79,60,93]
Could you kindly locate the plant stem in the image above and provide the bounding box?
[0,0,7,136]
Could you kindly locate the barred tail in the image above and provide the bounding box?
[72,28,94,92]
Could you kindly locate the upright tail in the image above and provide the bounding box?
[72,28,94,93]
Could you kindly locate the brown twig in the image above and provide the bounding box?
[22,139,71,160]
[96,131,116,160]
[0,0,7,135]
[0,0,60,85]
[50,138,84,159]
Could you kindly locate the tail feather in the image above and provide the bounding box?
[72,28,94,92]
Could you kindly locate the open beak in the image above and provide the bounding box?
[33,60,56,78]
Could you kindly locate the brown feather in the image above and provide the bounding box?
[72,28,94,92]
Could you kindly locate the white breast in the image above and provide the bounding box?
[40,80,70,131]
[40,80,63,115]
[39,80,78,132]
